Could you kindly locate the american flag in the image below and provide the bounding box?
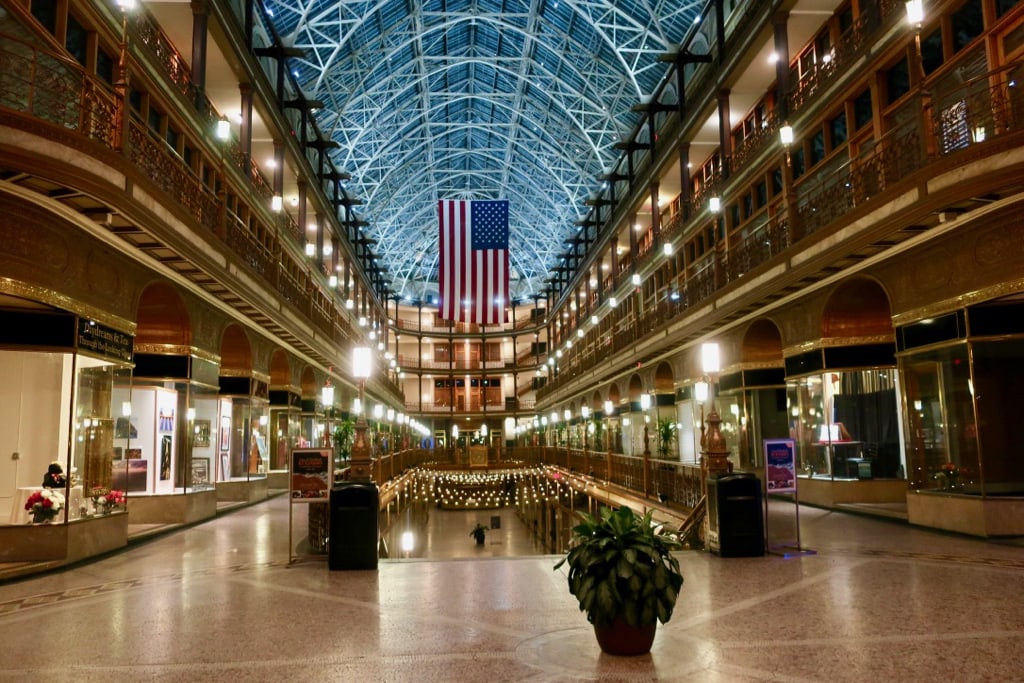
[438,199,509,325]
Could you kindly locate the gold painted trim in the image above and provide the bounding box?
[783,334,895,357]
[133,343,221,363]
[218,368,272,383]
[0,278,136,334]
[892,277,1024,326]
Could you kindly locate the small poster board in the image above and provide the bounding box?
[764,438,796,493]
[290,448,332,503]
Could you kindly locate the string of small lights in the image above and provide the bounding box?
[406,465,568,509]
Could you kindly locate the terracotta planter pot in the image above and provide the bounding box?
[593,616,656,656]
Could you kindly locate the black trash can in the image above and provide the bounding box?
[707,472,764,557]
[328,482,380,570]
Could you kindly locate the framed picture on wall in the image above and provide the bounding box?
[219,415,231,451]
[194,419,212,448]
[191,457,210,486]
[220,453,230,480]
[160,435,172,481]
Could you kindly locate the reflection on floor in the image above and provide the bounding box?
[1,496,1023,681]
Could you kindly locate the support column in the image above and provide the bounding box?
[239,83,253,174]
[189,0,209,110]
[773,12,791,120]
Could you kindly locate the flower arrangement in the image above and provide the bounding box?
[91,487,126,513]
[104,489,127,509]
[25,489,65,523]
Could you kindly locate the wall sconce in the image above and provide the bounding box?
[701,342,721,374]
[328,274,338,288]
[352,346,372,380]
[709,196,721,213]
[695,381,709,402]
[564,408,571,421]
[604,400,613,415]
[321,379,334,408]
[905,0,924,25]
[480,423,488,437]
[581,406,590,419]
[631,273,641,286]
[186,407,196,421]
[663,242,674,256]
[271,195,283,212]
[304,243,316,257]
[640,393,651,411]
[609,296,618,308]
[215,117,230,141]
[780,124,794,146]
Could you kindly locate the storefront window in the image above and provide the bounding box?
[789,369,903,480]
[902,342,983,493]
[74,357,134,514]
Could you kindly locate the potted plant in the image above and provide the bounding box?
[656,418,676,459]
[554,505,683,656]
[470,523,488,545]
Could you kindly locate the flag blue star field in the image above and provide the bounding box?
[438,199,510,324]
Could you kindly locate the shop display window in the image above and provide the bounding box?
[901,343,984,493]
[787,369,903,480]
[270,408,301,471]
[0,349,133,524]
[110,381,222,496]
[223,398,269,480]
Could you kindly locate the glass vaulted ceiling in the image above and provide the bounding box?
[262,0,703,303]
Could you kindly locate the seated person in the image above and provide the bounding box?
[42,462,66,488]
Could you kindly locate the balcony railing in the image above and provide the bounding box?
[539,63,1024,402]
[0,31,408,402]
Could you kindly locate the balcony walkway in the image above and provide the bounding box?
[1,496,1022,681]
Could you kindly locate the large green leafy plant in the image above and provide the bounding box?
[554,506,683,627]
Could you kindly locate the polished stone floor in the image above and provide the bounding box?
[1,496,1023,682]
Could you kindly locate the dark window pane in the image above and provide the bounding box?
[772,167,783,195]
[96,49,114,84]
[886,58,910,105]
[921,28,944,75]
[830,112,848,146]
[31,0,57,33]
[743,193,754,218]
[729,204,740,226]
[166,128,179,149]
[755,181,768,208]
[65,14,87,66]
[854,89,873,129]
[148,108,161,133]
[810,130,826,165]
[838,6,853,34]
[952,0,984,52]
[996,0,1021,18]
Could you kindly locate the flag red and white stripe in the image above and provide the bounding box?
[438,199,509,325]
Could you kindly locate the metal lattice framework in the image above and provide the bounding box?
[262,0,703,301]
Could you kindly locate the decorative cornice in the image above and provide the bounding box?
[892,277,1024,327]
[782,334,895,357]
[133,343,221,363]
[0,277,135,334]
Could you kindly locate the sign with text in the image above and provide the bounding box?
[763,439,796,493]
[290,449,332,502]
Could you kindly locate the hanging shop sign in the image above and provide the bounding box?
[77,319,133,362]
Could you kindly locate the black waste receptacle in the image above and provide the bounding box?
[707,472,764,557]
[328,482,379,570]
